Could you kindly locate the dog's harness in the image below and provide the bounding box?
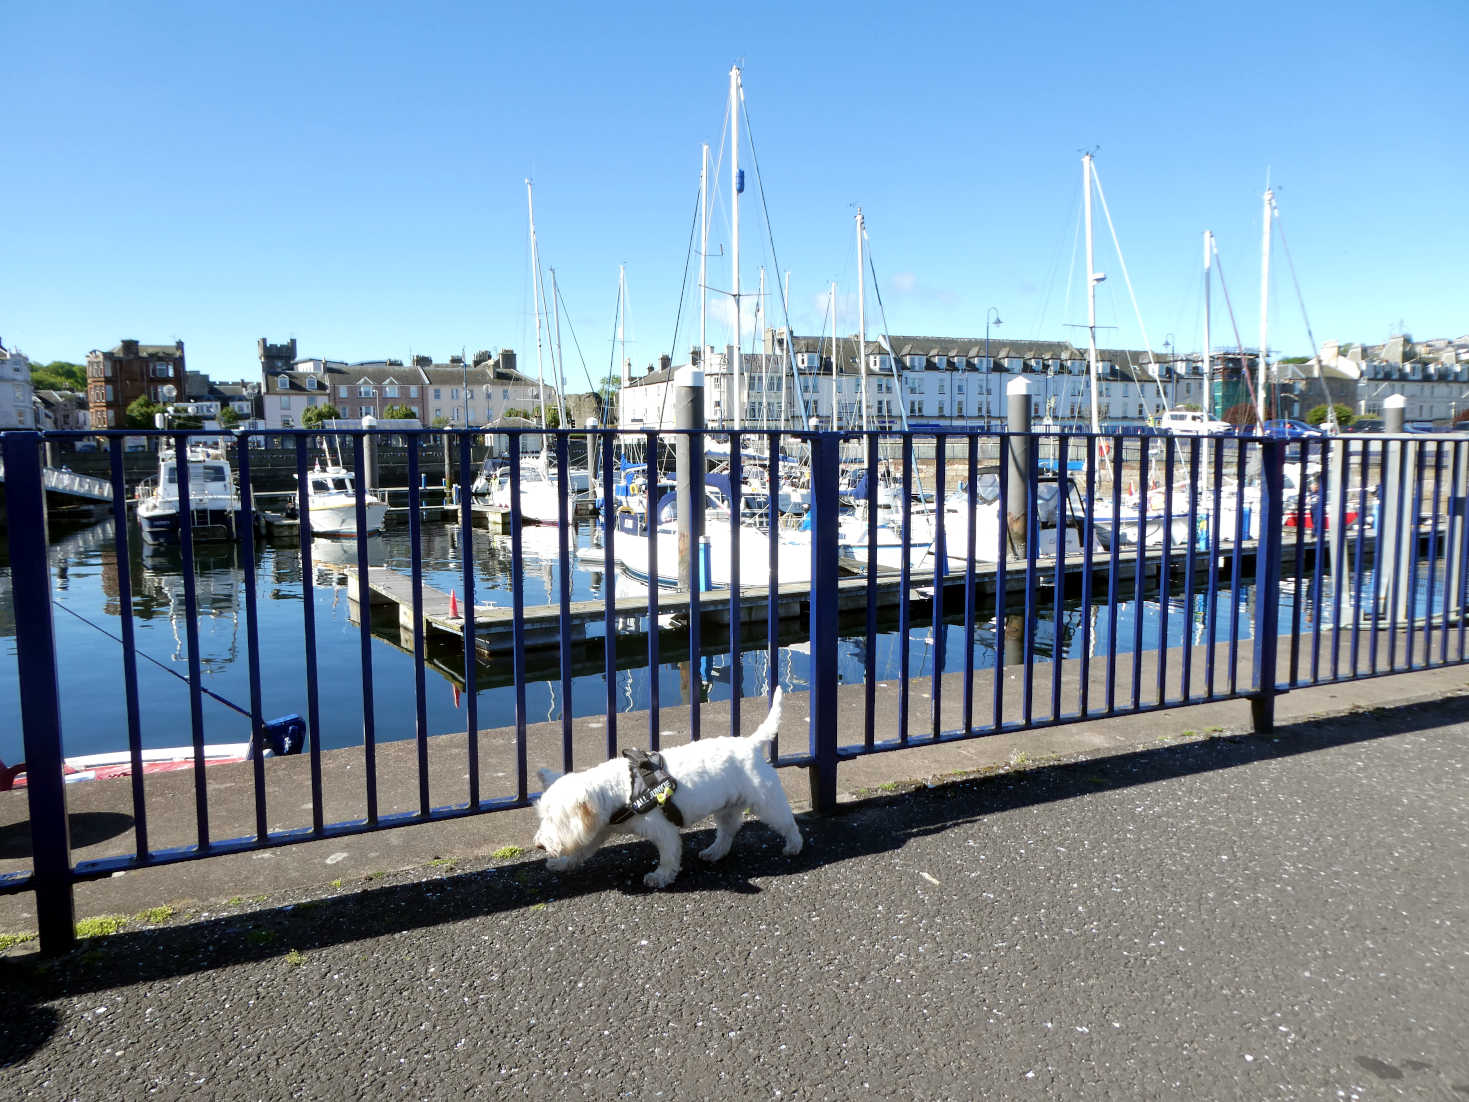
[609,749,684,826]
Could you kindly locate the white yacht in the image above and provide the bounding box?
[136,444,241,546]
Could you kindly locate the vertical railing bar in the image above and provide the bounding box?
[294,435,324,835]
[3,432,76,953]
[505,440,524,799]
[648,431,663,753]
[1227,440,1245,696]
[1386,439,1404,672]
[729,432,743,737]
[1404,438,1426,668]
[962,435,978,735]
[601,432,618,757]
[353,433,379,826]
[1251,438,1285,721]
[1442,440,1462,666]
[1050,434,1067,722]
[1078,435,1097,717]
[1367,439,1385,675]
[1180,437,1200,704]
[688,426,703,743]
[174,431,211,849]
[993,433,1009,731]
[931,433,946,739]
[1351,437,1370,676]
[1204,435,1224,698]
[1021,435,1037,728]
[1287,440,1309,686]
[765,431,779,754]
[107,435,149,857]
[863,432,878,752]
[1105,437,1122,713]
[898,434,913,745]
[407,439,429,817]
[1157,438,1175,706]
[1329,438,1349,680]
[556,432,574,771]
[1423,439,1443,667]
[1456,439,1469,662]
[1130,439,1149,711]
[234,438,268,841]
[1308,438,1327,683]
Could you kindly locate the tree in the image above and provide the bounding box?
[31,361,88,391]
[216,406,241,428]
[1305,403,1354,428]
[125,394,164,429]
[300,404,341,428]
[1222,402,1259,430]
[382,403,416,421]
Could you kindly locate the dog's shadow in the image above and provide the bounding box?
[1,694,1438,1051]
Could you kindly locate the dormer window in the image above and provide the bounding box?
[276,376,292,391]
[305,376,317,390]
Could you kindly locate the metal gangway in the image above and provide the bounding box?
[0,456,113,502]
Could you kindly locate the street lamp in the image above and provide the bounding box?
[985,308,1002,429]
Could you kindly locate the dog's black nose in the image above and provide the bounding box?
[535,843,545,851]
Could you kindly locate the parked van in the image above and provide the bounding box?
[1159,409,1231,435]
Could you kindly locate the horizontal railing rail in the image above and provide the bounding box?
[2,424,1466,954]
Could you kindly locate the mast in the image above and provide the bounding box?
[551,267,566,431]
[699,143,709,384]
[1202,230,1213,421]
[856,207,868,434]
[729,65,743,431]
[526,178,548,432]
[830,281,838,431]
[756,267,766,429]
[1084,153,1103,434]
[617,264,630,388]
[1257,182,1273,423]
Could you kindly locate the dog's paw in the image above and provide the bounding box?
[698,843,729,863]
[545,856,576,873]
[782,833,804,856]
[642,867,678,889]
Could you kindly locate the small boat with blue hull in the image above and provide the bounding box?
[135,444,242,546]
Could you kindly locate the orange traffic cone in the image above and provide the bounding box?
[449,589,459,618]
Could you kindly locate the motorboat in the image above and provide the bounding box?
[302,462,387,537]
[135,443,241,546]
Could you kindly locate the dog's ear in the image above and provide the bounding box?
[537,766,563,789]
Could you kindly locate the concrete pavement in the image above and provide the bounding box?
[1,670,1468,1096]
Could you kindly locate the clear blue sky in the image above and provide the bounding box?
[4,0,1465,387]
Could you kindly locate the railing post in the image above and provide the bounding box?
[807,431,840,814]
[1005,377,1033,558]
[1251,437,1285,731]
[2,432,76,954]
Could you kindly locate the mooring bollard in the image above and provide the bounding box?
[675,366,704,593]
[1006,376,1033,559]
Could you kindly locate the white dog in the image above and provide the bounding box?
[533,689,803,888]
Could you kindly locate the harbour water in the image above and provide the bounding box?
[0,512,1288,766]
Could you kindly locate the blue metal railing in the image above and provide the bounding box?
[3,425,1468,953]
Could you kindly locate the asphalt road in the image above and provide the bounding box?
[3,697,1467,1100]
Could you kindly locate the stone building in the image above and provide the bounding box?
[85,339,185,429]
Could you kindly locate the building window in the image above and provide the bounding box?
[280,396,291,409]
[360,406,372,418]
[338,385,349,397]
[433,388,441,400]
[434,407,442,420]
[358,385,374,397]
[385,385,398,398]
[408,386,418,397]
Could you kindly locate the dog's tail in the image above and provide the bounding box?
[744,687,784,748]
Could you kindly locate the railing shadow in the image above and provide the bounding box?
[3,688,1458,1069]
